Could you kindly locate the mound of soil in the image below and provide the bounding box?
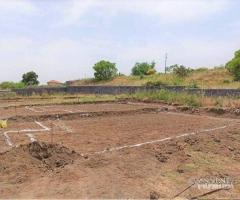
[27,141,78,169]
[0,142,78,188]
[0,141,78,173]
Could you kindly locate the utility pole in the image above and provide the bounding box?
[164,53,168,74]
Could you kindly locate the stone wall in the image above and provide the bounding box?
[13,86,240,97]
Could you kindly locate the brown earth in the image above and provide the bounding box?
[0,102,163,120]
[0,101,240,199]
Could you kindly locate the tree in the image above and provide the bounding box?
[226,49,240,81]
[93,60,118,81]
[131,62,156,76]
[166,64,192,77]
[22,71,39,86]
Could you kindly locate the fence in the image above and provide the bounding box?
[12,86,240,97]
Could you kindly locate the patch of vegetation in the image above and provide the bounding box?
[131,62,156,76]
[193,67,208,72]
[0,81,25,90]
[131,89,201,107]
[226,49,240,81]
[145,81,166,87]
[69,65,240,89]
[93,60,118,81]
[222,79,231,84]
[187,81,199,89]
[167,64,193,77]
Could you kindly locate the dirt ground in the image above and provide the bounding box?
[0,100,240,199]
[0,102,162,119]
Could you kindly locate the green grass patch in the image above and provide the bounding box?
[131,89,201,107]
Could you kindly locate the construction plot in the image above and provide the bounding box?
[0,101,240,199]
[0,102,162,119]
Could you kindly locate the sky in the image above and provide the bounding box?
[0,0,240,84]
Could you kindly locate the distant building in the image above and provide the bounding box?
[47,80,63,87]
[66,80,78,86]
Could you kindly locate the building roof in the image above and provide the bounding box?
[47,80,62,84]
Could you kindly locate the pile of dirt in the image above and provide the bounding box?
[0,141,78,172]
[0,142,79,189]
[27,141,78,169]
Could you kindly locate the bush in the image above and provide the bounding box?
[132,89,200,107]
[166,64,193,77]
[222,79,231,84]
[194,67,208,72]
[145,81,166,87]
[187,81,198,89]
[226,50,240,81]
[93,60,118,81]
[132,62,156,76]
[146,68,157,75]
[172,77,184,86]
[0,81,25,90]
[22,71,39,86]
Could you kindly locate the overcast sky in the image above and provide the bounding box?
[0,0,239,83]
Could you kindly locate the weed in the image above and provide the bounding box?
[131,89,201,107]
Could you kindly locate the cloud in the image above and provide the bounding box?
[0,0,38,15]
[60,0,97,25]
[59,0,229,25]
[1,35,238,83]
[0,0,238,83]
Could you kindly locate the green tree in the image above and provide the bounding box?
[22,71,39,86]
[93,60,118,81]
[226,50,240,81]
[131,62,156,76]
[166,64,192,77]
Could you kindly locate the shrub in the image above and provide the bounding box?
[145,81,166,87]
[222,79,231,84]
[172,76,184,85]
[187,80,199,89]
[166,64,193,77]
[132,89,200,107]
[131,62,156,76]
[0,81,25,89]
[93,60,118,81]
[194,67,208,72]
[146,68,157,75]
[226,49,240,81]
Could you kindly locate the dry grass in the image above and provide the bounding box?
[129,89,240,108]
[72,68,240,89]
[2,88,240,109]
[184,68,239,89]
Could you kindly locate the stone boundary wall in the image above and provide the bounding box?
[0,90,14,96]
[13,86,240,97]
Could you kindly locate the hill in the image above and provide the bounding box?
[69,67,240,89]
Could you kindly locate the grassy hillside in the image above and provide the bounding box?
[71,67,240,89]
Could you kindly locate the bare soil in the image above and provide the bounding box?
[0,100,239,199]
